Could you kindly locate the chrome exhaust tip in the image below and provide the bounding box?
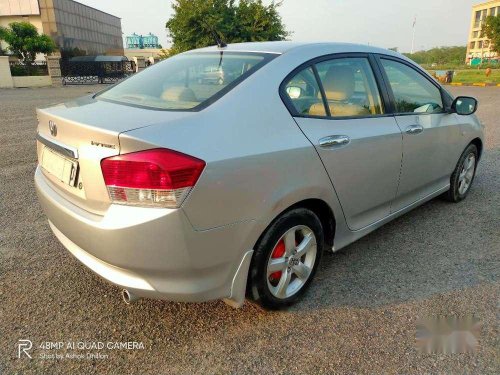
[121,289,139,304]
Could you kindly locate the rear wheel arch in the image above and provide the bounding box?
[253,198,336,254]
[292,199,336,250]
[243,198,337,305]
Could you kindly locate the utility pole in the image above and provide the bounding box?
[411,15,417,54]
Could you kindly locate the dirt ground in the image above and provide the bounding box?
[0,85,498,374]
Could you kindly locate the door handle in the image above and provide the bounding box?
[319,135,350,148]
[405,125,424,135]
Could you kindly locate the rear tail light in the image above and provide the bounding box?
[101,148,205,208]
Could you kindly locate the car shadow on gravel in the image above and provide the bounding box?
[114,161,498,317]
[295,158,499,312]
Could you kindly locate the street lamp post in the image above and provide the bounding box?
[411,16,417,54]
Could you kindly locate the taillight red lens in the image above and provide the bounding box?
[101,149,205,208]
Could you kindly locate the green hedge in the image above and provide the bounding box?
[10,64,48,76]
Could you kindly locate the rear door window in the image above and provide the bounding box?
[315,58,384,117]
[282,57,384,118]
[283,67,325,116]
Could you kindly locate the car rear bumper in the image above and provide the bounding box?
[35,166,255,303]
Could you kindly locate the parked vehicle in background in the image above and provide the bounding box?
[34,42,484,309]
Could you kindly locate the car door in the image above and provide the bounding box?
[282,55,403,231]
[376,56,462,212]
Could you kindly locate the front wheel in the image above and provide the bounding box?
[249,208,324,309]
[444,144,478,202]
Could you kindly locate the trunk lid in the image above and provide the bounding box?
[36,95,193,214]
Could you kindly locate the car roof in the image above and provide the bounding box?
[191,41,402,58]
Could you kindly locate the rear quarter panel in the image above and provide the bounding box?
[119,48,347,251]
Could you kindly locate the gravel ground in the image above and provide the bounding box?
[0,85,498,375]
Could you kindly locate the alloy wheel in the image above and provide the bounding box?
[266,225,317,299]
[458,153,476,195]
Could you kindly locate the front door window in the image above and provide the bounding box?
[380,59,443,114]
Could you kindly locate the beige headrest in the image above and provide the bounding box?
[161,86,197,102]
[322,65,355,101]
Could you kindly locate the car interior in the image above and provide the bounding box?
[285,59,384,118]
[309,65,372,117]
[99,53,267,110]
[381,59,444,114]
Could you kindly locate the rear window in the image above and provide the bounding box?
[97,52,275,110]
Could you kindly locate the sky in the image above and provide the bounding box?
[77,0,486,53]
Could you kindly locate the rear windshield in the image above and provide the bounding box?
[97,52,276,110]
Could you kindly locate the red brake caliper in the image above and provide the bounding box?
[269,239,286,284]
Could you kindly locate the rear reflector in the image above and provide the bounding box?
[101,148,205,208]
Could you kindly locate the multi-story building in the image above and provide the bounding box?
[466,0,500,65]
[0,0,124,56]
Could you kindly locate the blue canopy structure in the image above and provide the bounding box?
[126,32,160,49]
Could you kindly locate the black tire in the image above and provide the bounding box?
[249,208,324,310]
[444,144,478,202]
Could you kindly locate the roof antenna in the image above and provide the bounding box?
[211,30,227,49]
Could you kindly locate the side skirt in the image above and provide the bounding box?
[332,185,450,252]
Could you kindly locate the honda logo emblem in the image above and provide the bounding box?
[48,120,57,137]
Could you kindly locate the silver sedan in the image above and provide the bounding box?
[35,42,484,309]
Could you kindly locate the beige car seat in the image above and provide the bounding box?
[161,86,197,102]
[309,65,370,117]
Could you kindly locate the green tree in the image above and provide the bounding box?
[404,46,467,66]
[232,0,289,42]
[165,0,289,56]
[0,22,56,67]
[481,15,500,54]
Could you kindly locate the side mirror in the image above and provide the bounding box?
[452,96,478,116]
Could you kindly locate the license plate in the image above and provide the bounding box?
[41,147,79,187]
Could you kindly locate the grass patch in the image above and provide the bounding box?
[428,69,500,84]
